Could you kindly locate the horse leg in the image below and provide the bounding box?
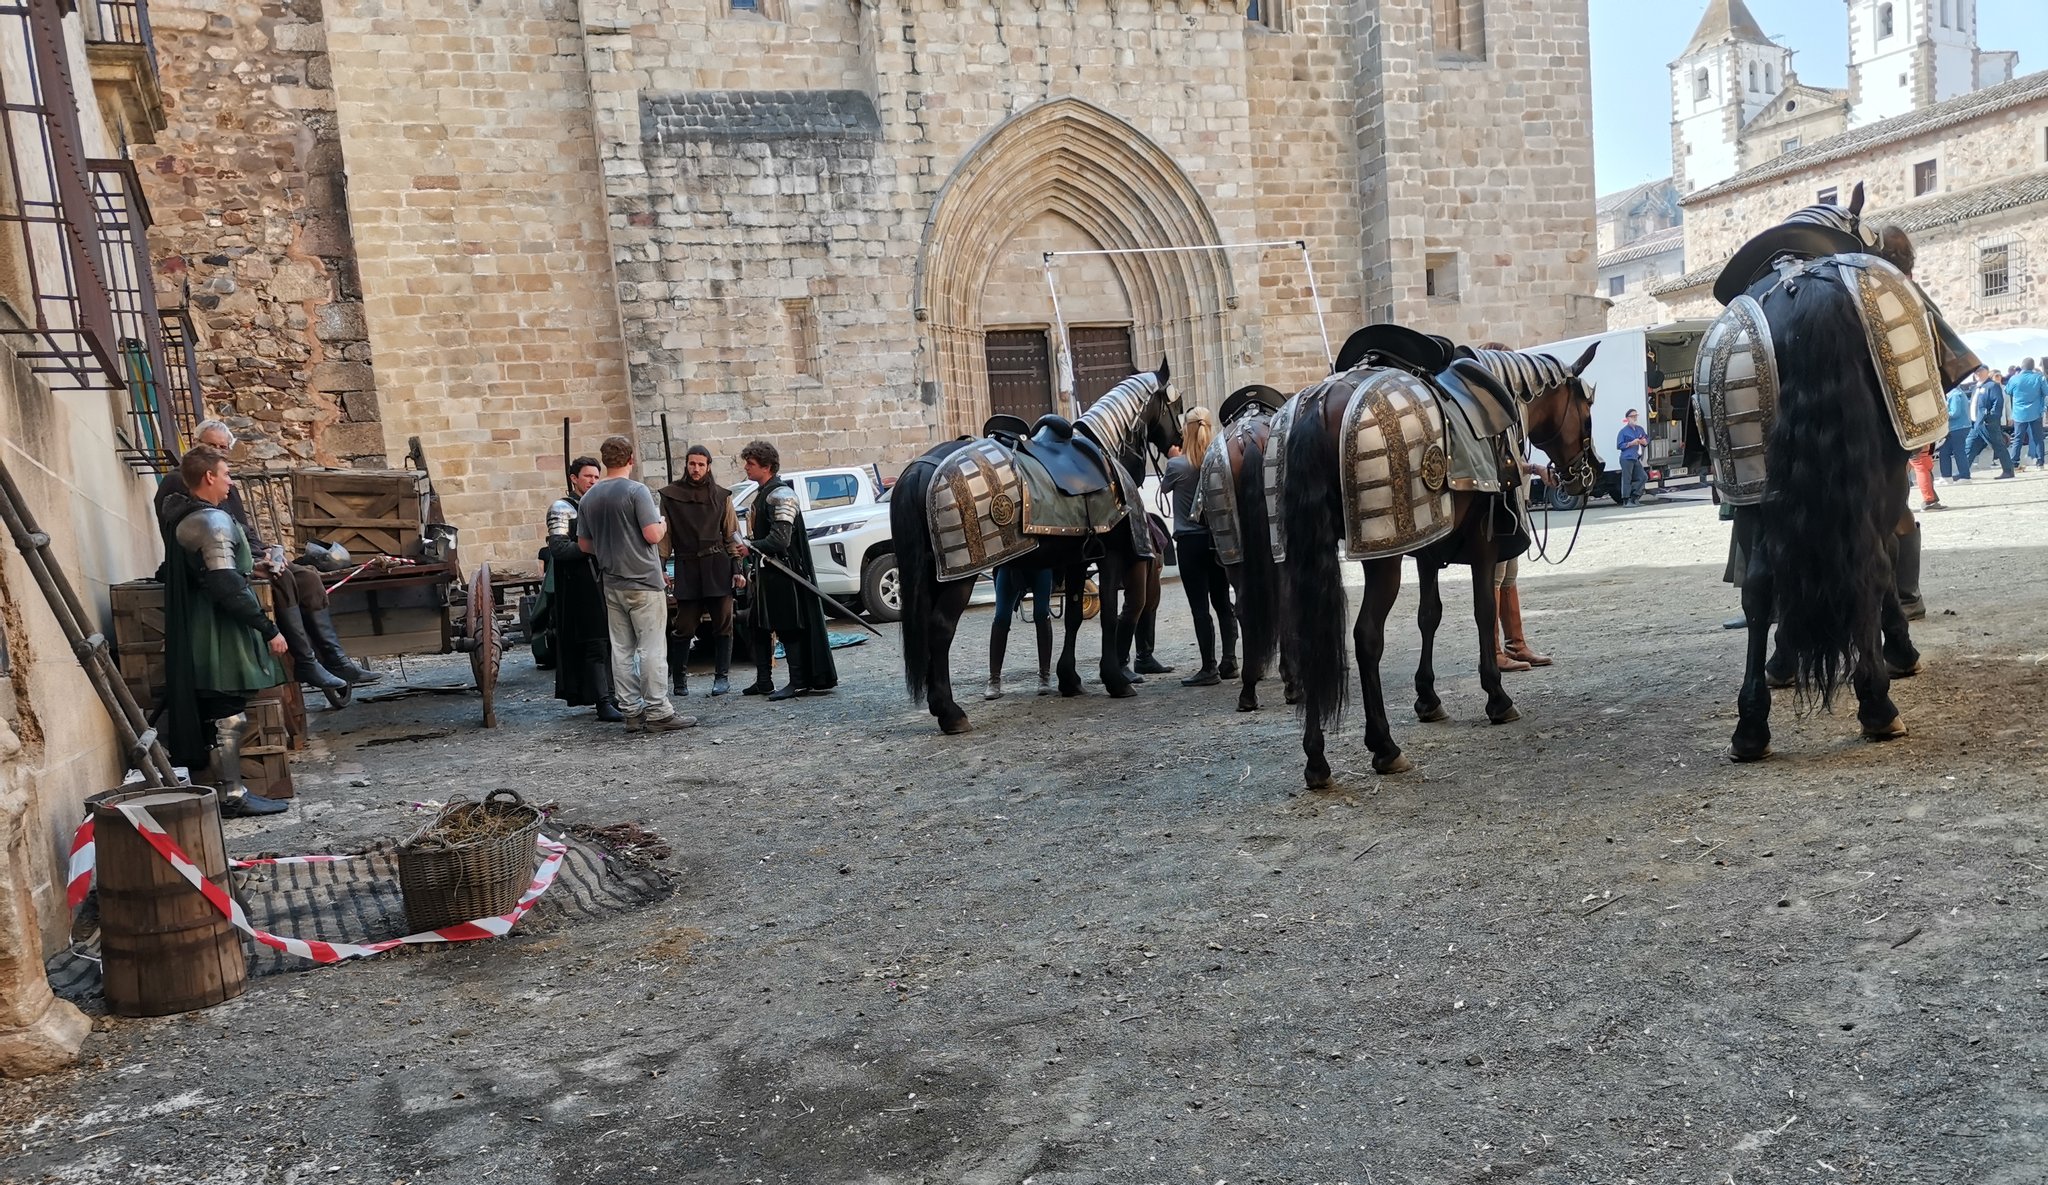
[1730,567,1775,761]
[1356,559,1409,774]
[1227,564,1262,712]
[1102,559,1137,698]
[1058,566,1086,697]
[1413,560,1447,722]
[927,578,977,735]
[1471,544,1518,724]
[1858,586,1907,741]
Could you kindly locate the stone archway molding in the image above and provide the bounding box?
[915,98,1235,436]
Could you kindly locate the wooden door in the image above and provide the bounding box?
[1070,325,1135,407]
[985,329,1053,423]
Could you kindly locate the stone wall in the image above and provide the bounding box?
[137,0,384,468]
[323,0,633,565]
[1360,0,1604,350]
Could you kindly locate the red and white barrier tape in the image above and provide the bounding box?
[65,809,566,965]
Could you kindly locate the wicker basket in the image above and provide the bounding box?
[397,790,543,933]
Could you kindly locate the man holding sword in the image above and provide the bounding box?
[736,440,839,700]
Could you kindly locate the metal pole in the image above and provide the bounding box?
[1298,240,1333,370]
[560,416,571,494]
[1042,253,1078,419]
[660,412,675,485]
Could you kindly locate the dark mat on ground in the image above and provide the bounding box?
[46,827,674,1009]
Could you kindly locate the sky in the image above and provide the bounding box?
[1592,0,2037,193]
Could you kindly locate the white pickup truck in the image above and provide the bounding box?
[730,463,901,622]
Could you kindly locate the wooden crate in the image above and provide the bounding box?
[291,469,427,559]
[326,568,454,657]
[239,750,293,801]
[245,689,291,756]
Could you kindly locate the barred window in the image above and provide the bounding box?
[1913,159,1937,196]
[1979,246,2010,299]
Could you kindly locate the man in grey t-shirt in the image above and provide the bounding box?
[578,435,695,731]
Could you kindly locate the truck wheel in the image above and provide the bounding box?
[1548,486,1586,512]
[861,553,902,624]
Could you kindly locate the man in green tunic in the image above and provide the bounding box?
[158,446,290,817]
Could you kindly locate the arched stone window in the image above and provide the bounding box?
[1941,0,1953,27]
[1749,62,1759,91]
[1695,68,1711,101]
[1765,64,1776,92]
[1878,3,1894,38]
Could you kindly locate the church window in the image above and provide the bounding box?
[1249,0,1286,32]
[1877,4,1894,38]
[1781,137,1801,155]
[1941,0,1952,27]
[1913,159,1937,196]
[784,298,820,379]
[731,0,757,9]
[1434,0,1486,62]
[1818,186,1839,205]
[1749,63,1759,91]
[1425,253,1460,301]
[1694,69,1710,101]
[1979,246,2010,299]
[1608,275,1626,297]
[1765,65,1776,91]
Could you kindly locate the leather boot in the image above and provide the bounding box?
[308,607,381,685]
[277,609,351,708]
[985,623,1009,700]
[1492,618,1534,673]
[1133,608,1171,675]
[744,632,775,695]
[1498,587,1552,666]
[591,659,624,722]
[211,713,286,817]
[1894,525,1926,621]
[710,636,733,696]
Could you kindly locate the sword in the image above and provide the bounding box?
[747,548,886,639]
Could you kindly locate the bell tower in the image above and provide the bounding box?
[1846,0,1981,127]
[1670,0,1790,193]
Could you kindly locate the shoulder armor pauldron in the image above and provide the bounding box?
[175,507,242,572]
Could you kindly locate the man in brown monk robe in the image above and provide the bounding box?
[659,445,743,696]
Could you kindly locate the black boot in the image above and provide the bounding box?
[985,623,1010,700]
[308,607,381,685]
[591,657,624,722]
[744,632,774,695]
[277,609,351,709]
[1182,613,1220,686]
[1133,608,1171,675]
[710,636,733,696]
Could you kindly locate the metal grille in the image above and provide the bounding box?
[91,159,179,472]
[0,2,120,390]
[1979,245,2010,298]
[156,305,204,444]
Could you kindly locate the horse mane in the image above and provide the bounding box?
[1467,349,1572,404]
[1075,371,1163,474]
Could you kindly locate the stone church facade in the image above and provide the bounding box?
[140,0,1599,566]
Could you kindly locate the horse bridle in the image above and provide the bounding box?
[1524,380,1598,565]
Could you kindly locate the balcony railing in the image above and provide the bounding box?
[85,0,157,75]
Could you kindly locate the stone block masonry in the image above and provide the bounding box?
[322,0,633,565]
[138,0,384,469]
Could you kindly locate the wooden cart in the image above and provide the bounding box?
[237,438,504,727]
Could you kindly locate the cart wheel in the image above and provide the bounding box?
[1080,577,1100,621]
[467,563,503,728]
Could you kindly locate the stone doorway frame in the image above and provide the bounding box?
[914,99,1234,438]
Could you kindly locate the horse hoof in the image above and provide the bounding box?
[1305,772,1334,791]
[1108,685,1138,699]
[1416,704,1448,723]
[1766,673,1795,690]
[1888,660,1922,679]
[1729,743,1771,763]
[1284,692,1301,706]
[940,717,973,736]
[1488,706,1521,725]
[1862,717,1906,742]
[1236,696,1259,713]
[1373,754,1413,775]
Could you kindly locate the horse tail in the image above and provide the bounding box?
[1279,393,1349,731]
[891,455,941,705]
[1759,273,1899,708]
[1236,432,1279,675]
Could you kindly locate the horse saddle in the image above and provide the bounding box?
[1018,418,1114,496]
[1431,357,1520,442]
[1333,324,1453,377]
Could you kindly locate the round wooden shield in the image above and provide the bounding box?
[466,563,502,728]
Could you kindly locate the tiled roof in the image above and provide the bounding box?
[1683,70,2048,204]
[1598,179,1670,218]
[1650,171,2048,297]
[1598,226,1686,269]
[1682,0,1773,57]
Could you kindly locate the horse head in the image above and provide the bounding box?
[1524,342,1603,496]
[1139,356,1183,463]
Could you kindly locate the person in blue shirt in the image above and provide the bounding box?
[1942,381,1975,481]
[1966,365,2016,480]
[1615,409,1650,506]
[2007,358,2046,470]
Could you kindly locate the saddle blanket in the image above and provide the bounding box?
[923,439,1133,582]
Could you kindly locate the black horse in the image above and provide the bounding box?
[1279,342,1602,787]
[1198,384,1289,712]
[893,364,1183,734]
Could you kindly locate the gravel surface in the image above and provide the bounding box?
[5,474,2045,1184]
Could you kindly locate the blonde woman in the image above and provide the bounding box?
[1158,406,1237,685]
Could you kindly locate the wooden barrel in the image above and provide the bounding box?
[91,787,248,1017]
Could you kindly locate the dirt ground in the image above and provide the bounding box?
[5,474,2046,1185]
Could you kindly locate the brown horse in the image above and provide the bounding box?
[1277,341,1602,788]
